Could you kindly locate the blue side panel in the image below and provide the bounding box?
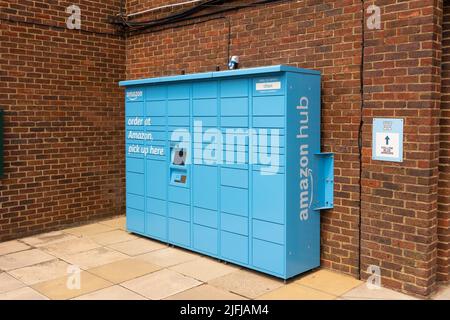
[285,72,322,278]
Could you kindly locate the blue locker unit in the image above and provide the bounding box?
[120,65,334,279]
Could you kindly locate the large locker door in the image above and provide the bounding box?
[144,86,168,240]
[126,89,145,234]
[166,83,191,247]
[219,78,250,265]
[192,81,219,255]
[251,76,286,275]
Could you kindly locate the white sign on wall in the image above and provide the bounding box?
[372,118,403,162]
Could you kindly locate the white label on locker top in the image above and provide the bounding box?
[256,81,281,91]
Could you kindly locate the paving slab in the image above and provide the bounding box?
[432,285,450,300]
[63,223,115,237]
[135,247,200,268]
[0,249,55,271]
[9,259,71,285]
[88,230,137,246]
[165,284,246,300]
[0,272,25,294]
[257,283,337,300]
[169,257,238,282]
[294,269,362,296]
[60,247,128,270]
[21,231,78,247]
[122,269,201,300]
[0,240,30,256]
[87,258,161,283]
[0,287,49,300]
[99,217,127,230]
[32,271,112,300]
[341,283,419,300]
[72,285,146,300]
[108,238,167,256]
[40,237,101,257]
[208,270,283,299]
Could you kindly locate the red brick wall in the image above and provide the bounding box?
[362,0,442,296]
[2,0,121,33]
[127,0,184,16]
[0,0,126,241]
[439,1,450,283]
[124,0,446,296]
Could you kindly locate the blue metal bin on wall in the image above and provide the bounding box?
[120,65,334,279]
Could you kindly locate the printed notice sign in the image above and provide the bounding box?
[372,118,403,162]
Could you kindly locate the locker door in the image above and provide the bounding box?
[193,165,218,210]
[125,90,145,234]
[252,172,285,224]
[146,159,167,200]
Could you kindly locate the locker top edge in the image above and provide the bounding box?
[119,65,321,87]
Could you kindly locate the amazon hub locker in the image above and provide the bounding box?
[120,65,334,279]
